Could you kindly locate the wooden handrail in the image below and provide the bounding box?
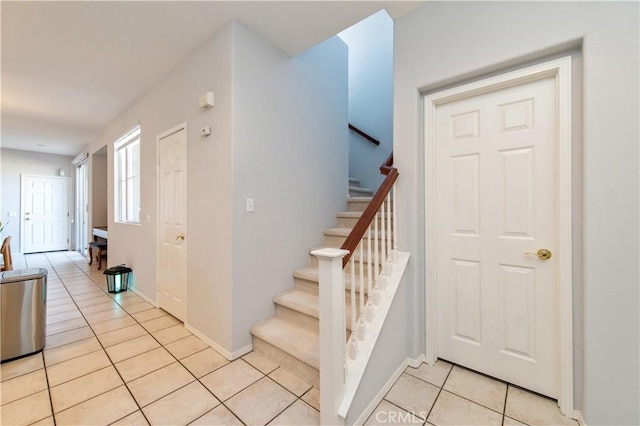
[341,153,397,267]
[348,124,381,146]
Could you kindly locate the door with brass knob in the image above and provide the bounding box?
[525,249,552,260]
[433,74,559,399]
[158,126,187,322]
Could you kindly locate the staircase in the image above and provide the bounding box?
[250,188,376,389]
[348,177,374,197]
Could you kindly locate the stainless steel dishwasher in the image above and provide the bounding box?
[1,268,47,362]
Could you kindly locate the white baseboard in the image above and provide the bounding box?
[130,287,158,307]
[407,354,426,369]
[353,354,425,425]
[574,410,586,425]
[184,323,252,361]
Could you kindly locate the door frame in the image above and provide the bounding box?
[423,56,573,415]
[20,174,71,254]
[75,160,89,256]
[156,122,188,318]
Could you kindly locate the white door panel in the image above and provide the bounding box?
[23,176,69,253]
[157,127,187,321]
[435,76,557,397]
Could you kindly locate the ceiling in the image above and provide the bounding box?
[1,1,424,157]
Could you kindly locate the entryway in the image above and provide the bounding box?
[423,57,574,414]
[21,174,70,253]
[157,124,188,321]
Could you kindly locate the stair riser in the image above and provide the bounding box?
[349,189,374,197]
[324,235,394,250]
[293,275,371,297]
[275,304,319,334]
[275,303,358,333]
[252,337,319,388]
[309,254,383,270]
[348,201,370,212]
[347,200,394,213]
[337,216,394,228]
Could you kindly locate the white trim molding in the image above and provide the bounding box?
[184,322,252,361]
[423,56,574,416]
[353,354,426,426]
[130,287,158,307]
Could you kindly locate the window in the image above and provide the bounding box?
[114,126,141,224]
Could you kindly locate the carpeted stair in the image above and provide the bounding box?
[250,190,384,389]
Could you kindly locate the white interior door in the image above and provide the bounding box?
[434,76,558,397]
[157,126,187,321]
[22,175,70,253]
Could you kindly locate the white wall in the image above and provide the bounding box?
[345,277,413,424]
[82,23,235,350]
[394,2,639,424]
[339,10,393,191]
[0,148,74,253]
[79,20,348,356]
[230,22,348,352]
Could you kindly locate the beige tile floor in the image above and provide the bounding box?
[0,252,578,426]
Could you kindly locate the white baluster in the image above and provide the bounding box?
[366,225,374,322]
[386,192,393,275]
[357,242,366,340]
[380,200,386,274]
[349,256,357,360]
[373,211,382,304]
[393,183,398,263]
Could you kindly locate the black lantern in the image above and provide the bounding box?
[103,265,132,293]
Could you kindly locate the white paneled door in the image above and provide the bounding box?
[435,76,558,397]
[158,125,187,321]
[22,175,70,253]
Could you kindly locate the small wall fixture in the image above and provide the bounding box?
[199,91,215,109]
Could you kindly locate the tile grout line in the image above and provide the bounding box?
[18,254,311,426]
[425,363,454,422]
[406,363,509,417]
[26,254,61,426]
[44,253,148,425]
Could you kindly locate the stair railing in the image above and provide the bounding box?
[348,123,381,146]
[312,153,399,425]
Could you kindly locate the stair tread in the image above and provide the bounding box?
[348,177,360,185]
[337,211,364,218]
[309,245,384,265]
[324,227,391,240]
[274,290,319,319]
[324,227,354,237]
[251,318,319,369]
[293,265,372,294]
[275,289,360,332]
[348,196,373,202]
[349,186,374,195]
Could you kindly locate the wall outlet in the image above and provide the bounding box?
[246,198,254,213]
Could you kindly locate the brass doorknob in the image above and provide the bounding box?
[176,233,185,241]
[525,249,552,260]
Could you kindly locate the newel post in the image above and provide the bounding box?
[311,248,348,426]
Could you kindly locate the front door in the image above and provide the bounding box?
[434,76,558,397]
[157,125,187,321]
[22,175,70,253]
